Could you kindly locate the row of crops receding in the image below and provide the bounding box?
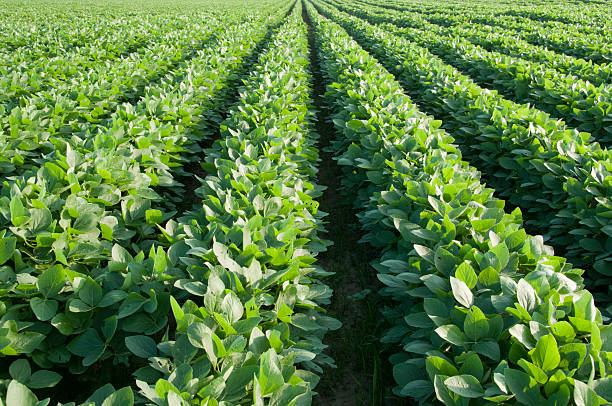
[1,0,612,404]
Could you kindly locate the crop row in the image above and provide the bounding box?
[354,0,611,37]
[314,0,612,308]
[0,10,247,178]
[323,0,612,144]
[352,0,612,88]
[387,24,612,144]
[132,5,339,403]
[424,10,611,64]
[306,2,612,404]
[0,15,195,107]
[0,2,292,403]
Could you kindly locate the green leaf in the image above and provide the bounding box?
[221,292,243,324]
[435,324,467,346]
[509,324,536,349]
[10,195,26,226]
[347,119,364,130]
[30,297,58,321]
[67,328,105,366]
[125,335,158,358]
[435,375,461,404]
[504,368,544,404]
[489,242,509,271]
[6,380,38,406]
[411,228,439,242]
[517,279,537,312]
[444,375,484,398]
[86,384,116,406]
[69,298,92,312]
[551,321,576,343]
[455,261,477,289]
[29,208,52,232]
[591,378,612,402]
[77,277,103,307]
[505,229,526,250]
[474,339,500,361]
[574,379,600,406]
[102,316,117,341]
[471,218,495,232]
[74,213,99,233]
[145,209,163,225]
[153,246,167,274]
[37,265,65,298]
[111,244,132,263]
[459,353,484,381]
[9,359,31,382]
[101,387,134,406]
[517,359,548,384]
[28,370,62,389]
[99,290,128,308]
[399,380,434,398]
[478,266,499,287]
[450,276,473,307]
[0,237,16,265]
[574,291,596,322]
[118,292,147,319]
[531,334,560,372]
[464,306,489,341]
[187,323,224,365]
[258,349,284,396]
[426,356,459,378]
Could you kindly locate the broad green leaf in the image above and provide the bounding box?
[30,297,58,321]
[531,334,560,372]
[9,359,31,382]
[464,306,488,341]
[86,384,116,406]
[455,261,477,289]
[0,237,16,265]
[125,335,158,358]
[6,380,37,406]
[474,339,500,361]
[221,292,243,324]
[591,378,612,402]
[517,279,537,312]
[399,380,433,398]
[444,375,484,398]
[77,277,103,307]
[73,213,99,233]
[258,349,284,396]
[146,209,163,225]
[28,370,62,389]
[450,276,473,307]
[37,265,65,298]
[426,356,459,378]
[504,368,544,404]
[101,387,134,406]
[67,328,105,366]
[551,321,576,343]
[574,379,600,406]
[517,359,548,384]
[435,324,467,346]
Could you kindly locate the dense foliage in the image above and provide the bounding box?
[1,0,611,404]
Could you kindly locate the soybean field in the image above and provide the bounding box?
[1,0,611,405]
